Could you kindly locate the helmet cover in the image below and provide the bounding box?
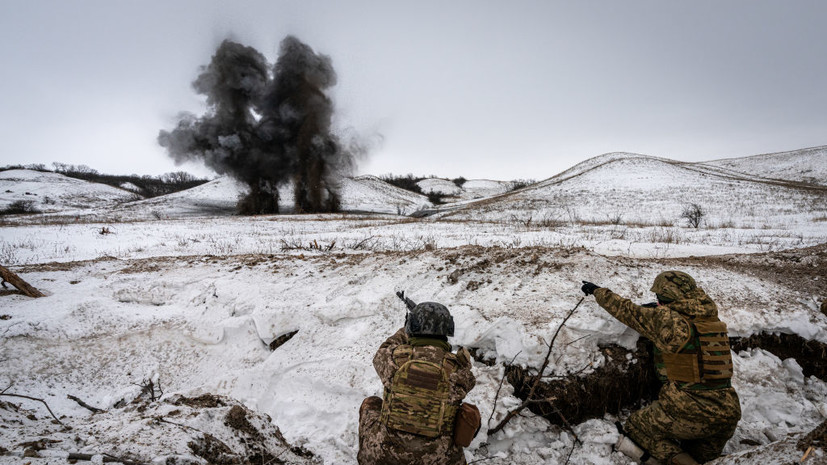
[650,271,698,302]
[405,302,455,337]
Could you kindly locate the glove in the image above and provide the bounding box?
[581,281,600,296]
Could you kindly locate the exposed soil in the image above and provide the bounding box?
[798,419,827,452]
[269,330,299,351]
[170,393,227,409]
[223,405,283,465]
[505,339,660,427]
[225,405,260,438]
[188,433,237,465]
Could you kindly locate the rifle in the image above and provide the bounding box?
[640,302,658,308]
[396,291,417,329]
[396,290,417,311]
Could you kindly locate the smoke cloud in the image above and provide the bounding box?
[158,36,355,214]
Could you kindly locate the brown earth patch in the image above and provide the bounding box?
[169,393,227,409]
[269,330,298,351]
[224,405,259,438]
[188,433,237,465]
[222,405,285,464]
[798,419,827,452]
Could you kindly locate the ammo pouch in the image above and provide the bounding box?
[453,402,481,447]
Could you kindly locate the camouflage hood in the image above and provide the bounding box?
[651,271,717,318]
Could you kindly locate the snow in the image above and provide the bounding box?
[418,178,462,196]
[417,177,512,201]
[0,169,141,213]
[702,145,827,187]
[1,148,826,464]
[437,153,827,232]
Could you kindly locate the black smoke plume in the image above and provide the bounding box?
[158,36,354,214]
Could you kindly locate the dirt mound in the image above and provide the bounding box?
[0,393,319,465]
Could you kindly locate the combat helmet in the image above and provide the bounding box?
[651,271,698,303]
[405,302,455,337]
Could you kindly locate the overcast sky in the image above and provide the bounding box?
[1,1,825,180]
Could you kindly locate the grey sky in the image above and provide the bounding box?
[1,1,825,180]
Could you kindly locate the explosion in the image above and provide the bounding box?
[158,36,354,214]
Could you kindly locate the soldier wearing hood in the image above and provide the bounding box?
[581,271,741,465]
[357,301,479,465]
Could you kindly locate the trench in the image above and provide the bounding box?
[504,339,660,427]
[498,332,827,428]
[730,332,827,380]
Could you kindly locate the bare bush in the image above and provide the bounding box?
[0,200,40,215]
[680,203,705,228]
[508,179,536,192]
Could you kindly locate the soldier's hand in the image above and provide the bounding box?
[581,281,600,296]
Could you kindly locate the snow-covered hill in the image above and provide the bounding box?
[438,152,827,231]
[701,145,827,187]
[120,174,432,219]
[417,177,512,201]
[0,170,141,213]
[0,173,432,221]
[340,175,432,214]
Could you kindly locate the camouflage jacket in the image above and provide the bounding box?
[361,328,476,465]
[594,288,741,423]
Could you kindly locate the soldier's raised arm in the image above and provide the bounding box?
[591,286,691,353]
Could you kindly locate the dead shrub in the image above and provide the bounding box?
[680,203,705,228]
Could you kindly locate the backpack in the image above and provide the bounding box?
[380,345,458,438]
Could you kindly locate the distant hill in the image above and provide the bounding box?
[437,151,827,229]
[2,145,823,224]
[416,177,512,201]
[700,145,827,186]
[106,174,433,220]
[0,169,141,213]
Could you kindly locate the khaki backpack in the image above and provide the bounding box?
[380,346,458,438]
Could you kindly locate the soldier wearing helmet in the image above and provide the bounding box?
[357,299,479,465]
[581,271,741,465]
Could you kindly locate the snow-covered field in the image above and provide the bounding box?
[1,147,826,464]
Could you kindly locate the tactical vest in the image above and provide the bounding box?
[653,316,733,390]
[380,345,459,438]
